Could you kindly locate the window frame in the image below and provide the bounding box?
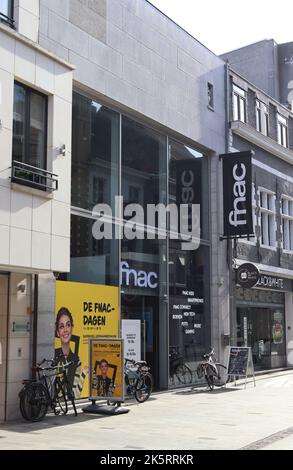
[232,84,246,123]
[13,81,48,171]
[256,99,268,136]
[258,188,277,250]
[281,195,293,253]
[207,82,214,110]
[277,113,288,148]
[0,0,14,27]
[241,183,257,245]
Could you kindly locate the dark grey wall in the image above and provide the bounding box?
[221,40,280,100]
[233,134,293,270]
[278,42,293,107]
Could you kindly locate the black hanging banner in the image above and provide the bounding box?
[221,151,253,238]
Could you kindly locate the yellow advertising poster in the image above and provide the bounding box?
[55,281,119,399]
[89,339,124,402]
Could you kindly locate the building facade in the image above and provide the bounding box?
[227,68,293,370]
[0,0,73,421]
[221,39,293,109]
[0,0,228,420]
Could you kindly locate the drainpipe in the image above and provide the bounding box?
[32,274,39,379]
[4,275,10,422]
[224,62,237,346]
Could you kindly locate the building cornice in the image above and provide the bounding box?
[0,22,75,70]
[231,121,293,165]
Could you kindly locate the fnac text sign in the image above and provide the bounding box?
[221,151,254,238]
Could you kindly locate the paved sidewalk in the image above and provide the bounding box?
[1,370,293,450]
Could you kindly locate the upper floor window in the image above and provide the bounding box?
[259,189,276,248]
[256,100,268,136]
[277,114,288,148]
[207,82,214,110]
[232,84,246,122]
[13,82,48,170]
[242,184,257,244]
[281,196,293,252]
[0,0,14,26]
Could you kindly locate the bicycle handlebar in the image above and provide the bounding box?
[125,358,135,364]
[34,356,79,372]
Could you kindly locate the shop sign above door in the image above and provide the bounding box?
[257,274,293,291]
[236,263,259,288]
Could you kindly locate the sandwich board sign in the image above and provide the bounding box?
[227,346,256,388]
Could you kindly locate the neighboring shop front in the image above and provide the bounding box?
[236,274,292,369]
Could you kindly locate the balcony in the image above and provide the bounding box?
[11,161,58,192]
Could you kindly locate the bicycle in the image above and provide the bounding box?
[169,346,193,386]
[196,348,228,390]
[19,356,78,422]
[108,358,153,405]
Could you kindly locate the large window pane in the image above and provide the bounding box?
[169,244,210,386]
[12,82,47,169]
[122,117,167,221]
[68,215,119,286]
[121,234,167,389]
[29,92,47,168]
[169,139,209,240]
[12,83,26,163]
[72,93,119,211]
[0,0,12,18]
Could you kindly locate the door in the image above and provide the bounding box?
[237,306,286,369]
[121,293,159,389]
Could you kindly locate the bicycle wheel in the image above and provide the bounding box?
[175,364,193,386]
[134,373,153,403]
[213,364,228,387]
[63,375,78,416]
[19,383,48,422]
[54,377,68,415]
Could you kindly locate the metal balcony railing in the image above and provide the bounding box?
[11,161,58,192]
[0,11,15,28]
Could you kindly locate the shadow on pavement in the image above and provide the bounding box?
[0,396,157,434]
[0,411,107,434]
[174,386,241,396]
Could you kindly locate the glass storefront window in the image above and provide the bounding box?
[67,214,119,286]
[168,243,210,386]
[169,139,209,240]
[121,235,167,389]
[69,90,212,390]
[237,299,286,370]
[72,92,119,211]
[122,117,167,221]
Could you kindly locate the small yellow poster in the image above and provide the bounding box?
[89,338,124,401]
[55,281,119,399]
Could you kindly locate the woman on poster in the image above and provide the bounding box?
[55,307,88,399]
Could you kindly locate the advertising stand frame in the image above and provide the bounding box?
[83,338,129,416]
[227,346,256,389]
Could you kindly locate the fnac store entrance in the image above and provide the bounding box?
[121,293,159,389]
